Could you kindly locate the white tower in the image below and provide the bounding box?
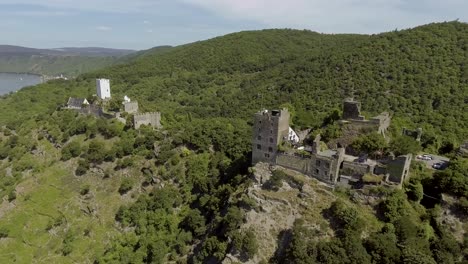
[96,78,111,100]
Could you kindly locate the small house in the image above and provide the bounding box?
[66,97,89,109]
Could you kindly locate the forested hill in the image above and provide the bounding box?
[88,21,467,143]
[1,21,467,144]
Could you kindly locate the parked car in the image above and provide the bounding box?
[417,154,433,160]
[432,163,443,169]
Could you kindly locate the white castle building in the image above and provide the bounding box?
[96,78,111,100]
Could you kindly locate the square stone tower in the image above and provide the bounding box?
[252,109,290,164]
[96,78,111,100]
[342,98,364,120]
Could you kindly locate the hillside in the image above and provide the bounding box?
[0,45,137,77]
[88,21,466,146]
[0,22,467,263]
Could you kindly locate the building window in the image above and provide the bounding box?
[257,144,261,150]
[316,160,321,166]
[269,138,274,143]
[325,171,328,176]
[315,169,319,174]
[265,153,270,158]
[257,135,261,140]
[268,147,273,152]
[270,130,273,134]
[324,162,329,168]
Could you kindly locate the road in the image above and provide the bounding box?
[416,154,450,170]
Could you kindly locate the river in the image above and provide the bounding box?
[0,72,42,96]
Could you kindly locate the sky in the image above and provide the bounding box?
[0,0,466,50]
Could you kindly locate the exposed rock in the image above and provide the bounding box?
[251,162,272,185]
[224,163,335,264]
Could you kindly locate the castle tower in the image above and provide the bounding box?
[342,98,364,120]
[96,78,111,100]
[252,108,290,164]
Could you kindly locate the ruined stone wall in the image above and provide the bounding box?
[275,151,343,185]
[341,161,373,177]
[276,154,310,172]
[310,155,338,184]
[134,112,162,129]
[387,154,412,184]
[123,101,139,114]
[342,99,364,120]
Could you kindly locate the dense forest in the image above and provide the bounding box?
[0,21,466,263]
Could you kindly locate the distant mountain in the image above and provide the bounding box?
[51,47,136,57]
[0,45,138,76]
[0,45,136,57]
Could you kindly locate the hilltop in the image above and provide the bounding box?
[0,22,466,263]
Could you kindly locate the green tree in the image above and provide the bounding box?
[118,178,133,195]
[406,181,424,202]
[86,139,106,164]
[61,140,82,160]
[390,135,421,156]
[350,133,387,156]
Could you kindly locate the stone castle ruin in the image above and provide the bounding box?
[339,98,391,138]
[122,95,139,114]
[63,80,162,130]
[123,101,139,114]
[252,100,412,188]
[134,112,162,129]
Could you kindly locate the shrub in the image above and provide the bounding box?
[61,141,82,160]
[75,159,90,176]
[264,170,286,191]
[118,178,133,195]
[240,229,259,259]
[0,227,9,238]
[7,190,16,202]
[80,184,90,195]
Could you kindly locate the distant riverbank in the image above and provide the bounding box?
[0,72,43,96]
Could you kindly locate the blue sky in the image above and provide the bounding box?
[0,0,466,50]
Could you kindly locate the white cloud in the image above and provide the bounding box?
[96,26,112,31]
[180,0,467,33]
[0,0,164,14]
[0,0,466,33]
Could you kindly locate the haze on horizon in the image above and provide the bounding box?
[0,0,466,50]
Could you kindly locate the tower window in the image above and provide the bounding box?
[265,153,270,158]
[268,147,273,152]
[269,138,274,143]
[316,160,321,166]
[257,144,261,150]
[315,169,319,174]
[258,136,261,140]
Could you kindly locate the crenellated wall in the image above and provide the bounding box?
[134,112,162,129]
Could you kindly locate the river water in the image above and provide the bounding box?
[0,72,42,96]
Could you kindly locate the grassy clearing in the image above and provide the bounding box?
[0,152,139,263]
